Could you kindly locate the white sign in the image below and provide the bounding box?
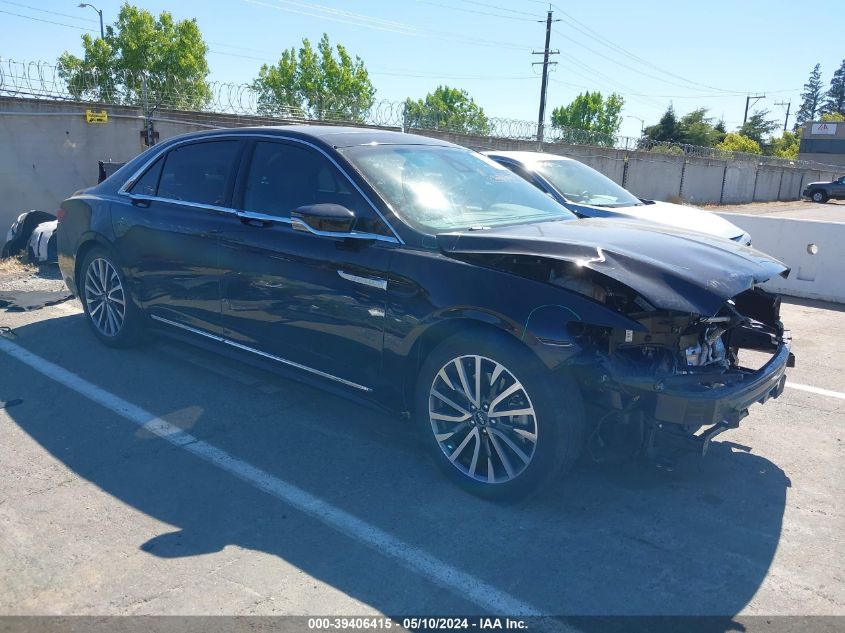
[811,123,837,135]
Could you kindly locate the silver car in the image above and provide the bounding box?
[484,151,751,245]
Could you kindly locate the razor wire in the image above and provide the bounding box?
[0,57,837,171]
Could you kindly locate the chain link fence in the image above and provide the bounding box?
[1,57,841,171]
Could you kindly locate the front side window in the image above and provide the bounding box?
[241,141,388,234]
[339,145,576,233]
[535,159,641,208]
[157,140,240,206]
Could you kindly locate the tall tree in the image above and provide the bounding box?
[643,105,680,142]
[738,110,779,145]
[796,63,824,127]
[58,3,210,110]
[252,34,375,121]
[403,86,490,135]
[766,130,800,159]
[821,58,845,117]
[550,91,624,146]
[676,108,724,146]
[717,133,762,155]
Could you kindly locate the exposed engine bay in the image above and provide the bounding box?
[462,254,795,463]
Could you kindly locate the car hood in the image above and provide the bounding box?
[437,218,789,316]
[568,200,745,241]
[804,181,830,187]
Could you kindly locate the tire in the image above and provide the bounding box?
[79,246,145,348]
[415,329,585,500]
[811,190,828,203]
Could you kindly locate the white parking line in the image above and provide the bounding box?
[0,336,546,617]
[786,382,845,400]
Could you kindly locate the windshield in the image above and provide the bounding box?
[339,145,577,233]
[535,159,642,208]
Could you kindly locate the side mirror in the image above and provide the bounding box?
[291,203,356,235]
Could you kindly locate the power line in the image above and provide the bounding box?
[0,8,97,31]
[0,0,97,23]
[413,0,535,22]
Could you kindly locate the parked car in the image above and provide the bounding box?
[802,175,845,203]
[58,127,793,499]
[484,150,752,245]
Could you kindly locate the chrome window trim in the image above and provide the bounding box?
[123,193,238,216]
[150,314,372,392]
[116,131,405,244]
[289,216,398,243]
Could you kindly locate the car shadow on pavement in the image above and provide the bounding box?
[3,314,791,621]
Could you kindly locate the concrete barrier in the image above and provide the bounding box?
[681,159,725,205]
[780,170,804,200]
[624,154,684,201]
[717,212,845,303]
[753,168,782,202]
[722,163,757,204]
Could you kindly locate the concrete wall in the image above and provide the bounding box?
[717,213,845,303]
[680,159,725,205]
[0,97,839,231]
[623,153,684,201]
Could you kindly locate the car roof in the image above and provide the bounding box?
[159,125,459,150]
[482,150,574,165]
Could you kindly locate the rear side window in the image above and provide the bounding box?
[128,156,164,196]
[157,140,240,206]
[241,141,389,235]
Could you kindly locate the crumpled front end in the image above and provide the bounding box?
[570,285,794,458]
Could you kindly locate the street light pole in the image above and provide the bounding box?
[78,3,104,39]
[625,115,645,137]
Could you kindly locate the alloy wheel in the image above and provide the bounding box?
[428,355,538,484]
[84,257,126,337]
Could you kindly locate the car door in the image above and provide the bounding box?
[113,138,244,334]
[833,176,845,197]
[217,138,397,391]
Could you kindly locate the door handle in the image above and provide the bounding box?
[241,217,272,228]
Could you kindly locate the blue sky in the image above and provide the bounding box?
[1,0,843,138]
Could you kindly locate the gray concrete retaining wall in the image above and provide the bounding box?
[0,97,838,231]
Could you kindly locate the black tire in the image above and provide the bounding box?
[79,246,146,348]
[810,190,828,203]
[415,329,585,501]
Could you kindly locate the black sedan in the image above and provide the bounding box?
[58,126,793,499]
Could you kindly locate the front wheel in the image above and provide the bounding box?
[415,330,585,500]
[811,190,828,203]
[79,247,145,347]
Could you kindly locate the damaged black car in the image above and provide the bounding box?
[57,127,794,499]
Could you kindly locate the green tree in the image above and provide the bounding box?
[676,108,724,146]
[643,104,680,142]
[252,34,375,121]
[403,86,490,135]
[58,3,210,109]
[766,130,800,159]
[820,112,845,122]
[796,63,824,127]
[717,133,762,154]
[821,58,845,117]
[549,91,624,146]
[738,110,779,145]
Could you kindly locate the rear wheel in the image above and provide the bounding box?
[416,330,584,500]
[79,247,145,347]
[811,190,828,203]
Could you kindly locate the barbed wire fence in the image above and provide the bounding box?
[0,58,838,171]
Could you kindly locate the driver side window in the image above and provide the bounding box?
[241,141,392,235]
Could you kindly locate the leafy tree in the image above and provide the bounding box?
[643,105,680,142]
[820,112,845,122]
[550,91,624,146]
[58,3,210,109]
[253,34,375,121]
[796,63,824,127]
[403,86,490,135]
[766,130,800,159]
[821,58,845,117]
[717,133,762,154]
[738,110,779,145]
[676,108,725,146]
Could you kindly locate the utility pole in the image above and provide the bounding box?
[743,94,766,124]
[532,10,559,145]
[775,100,791,131]
[141,75,156,146]
[78,3,104,39]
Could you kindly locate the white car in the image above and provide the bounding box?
[484,151,751,245]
